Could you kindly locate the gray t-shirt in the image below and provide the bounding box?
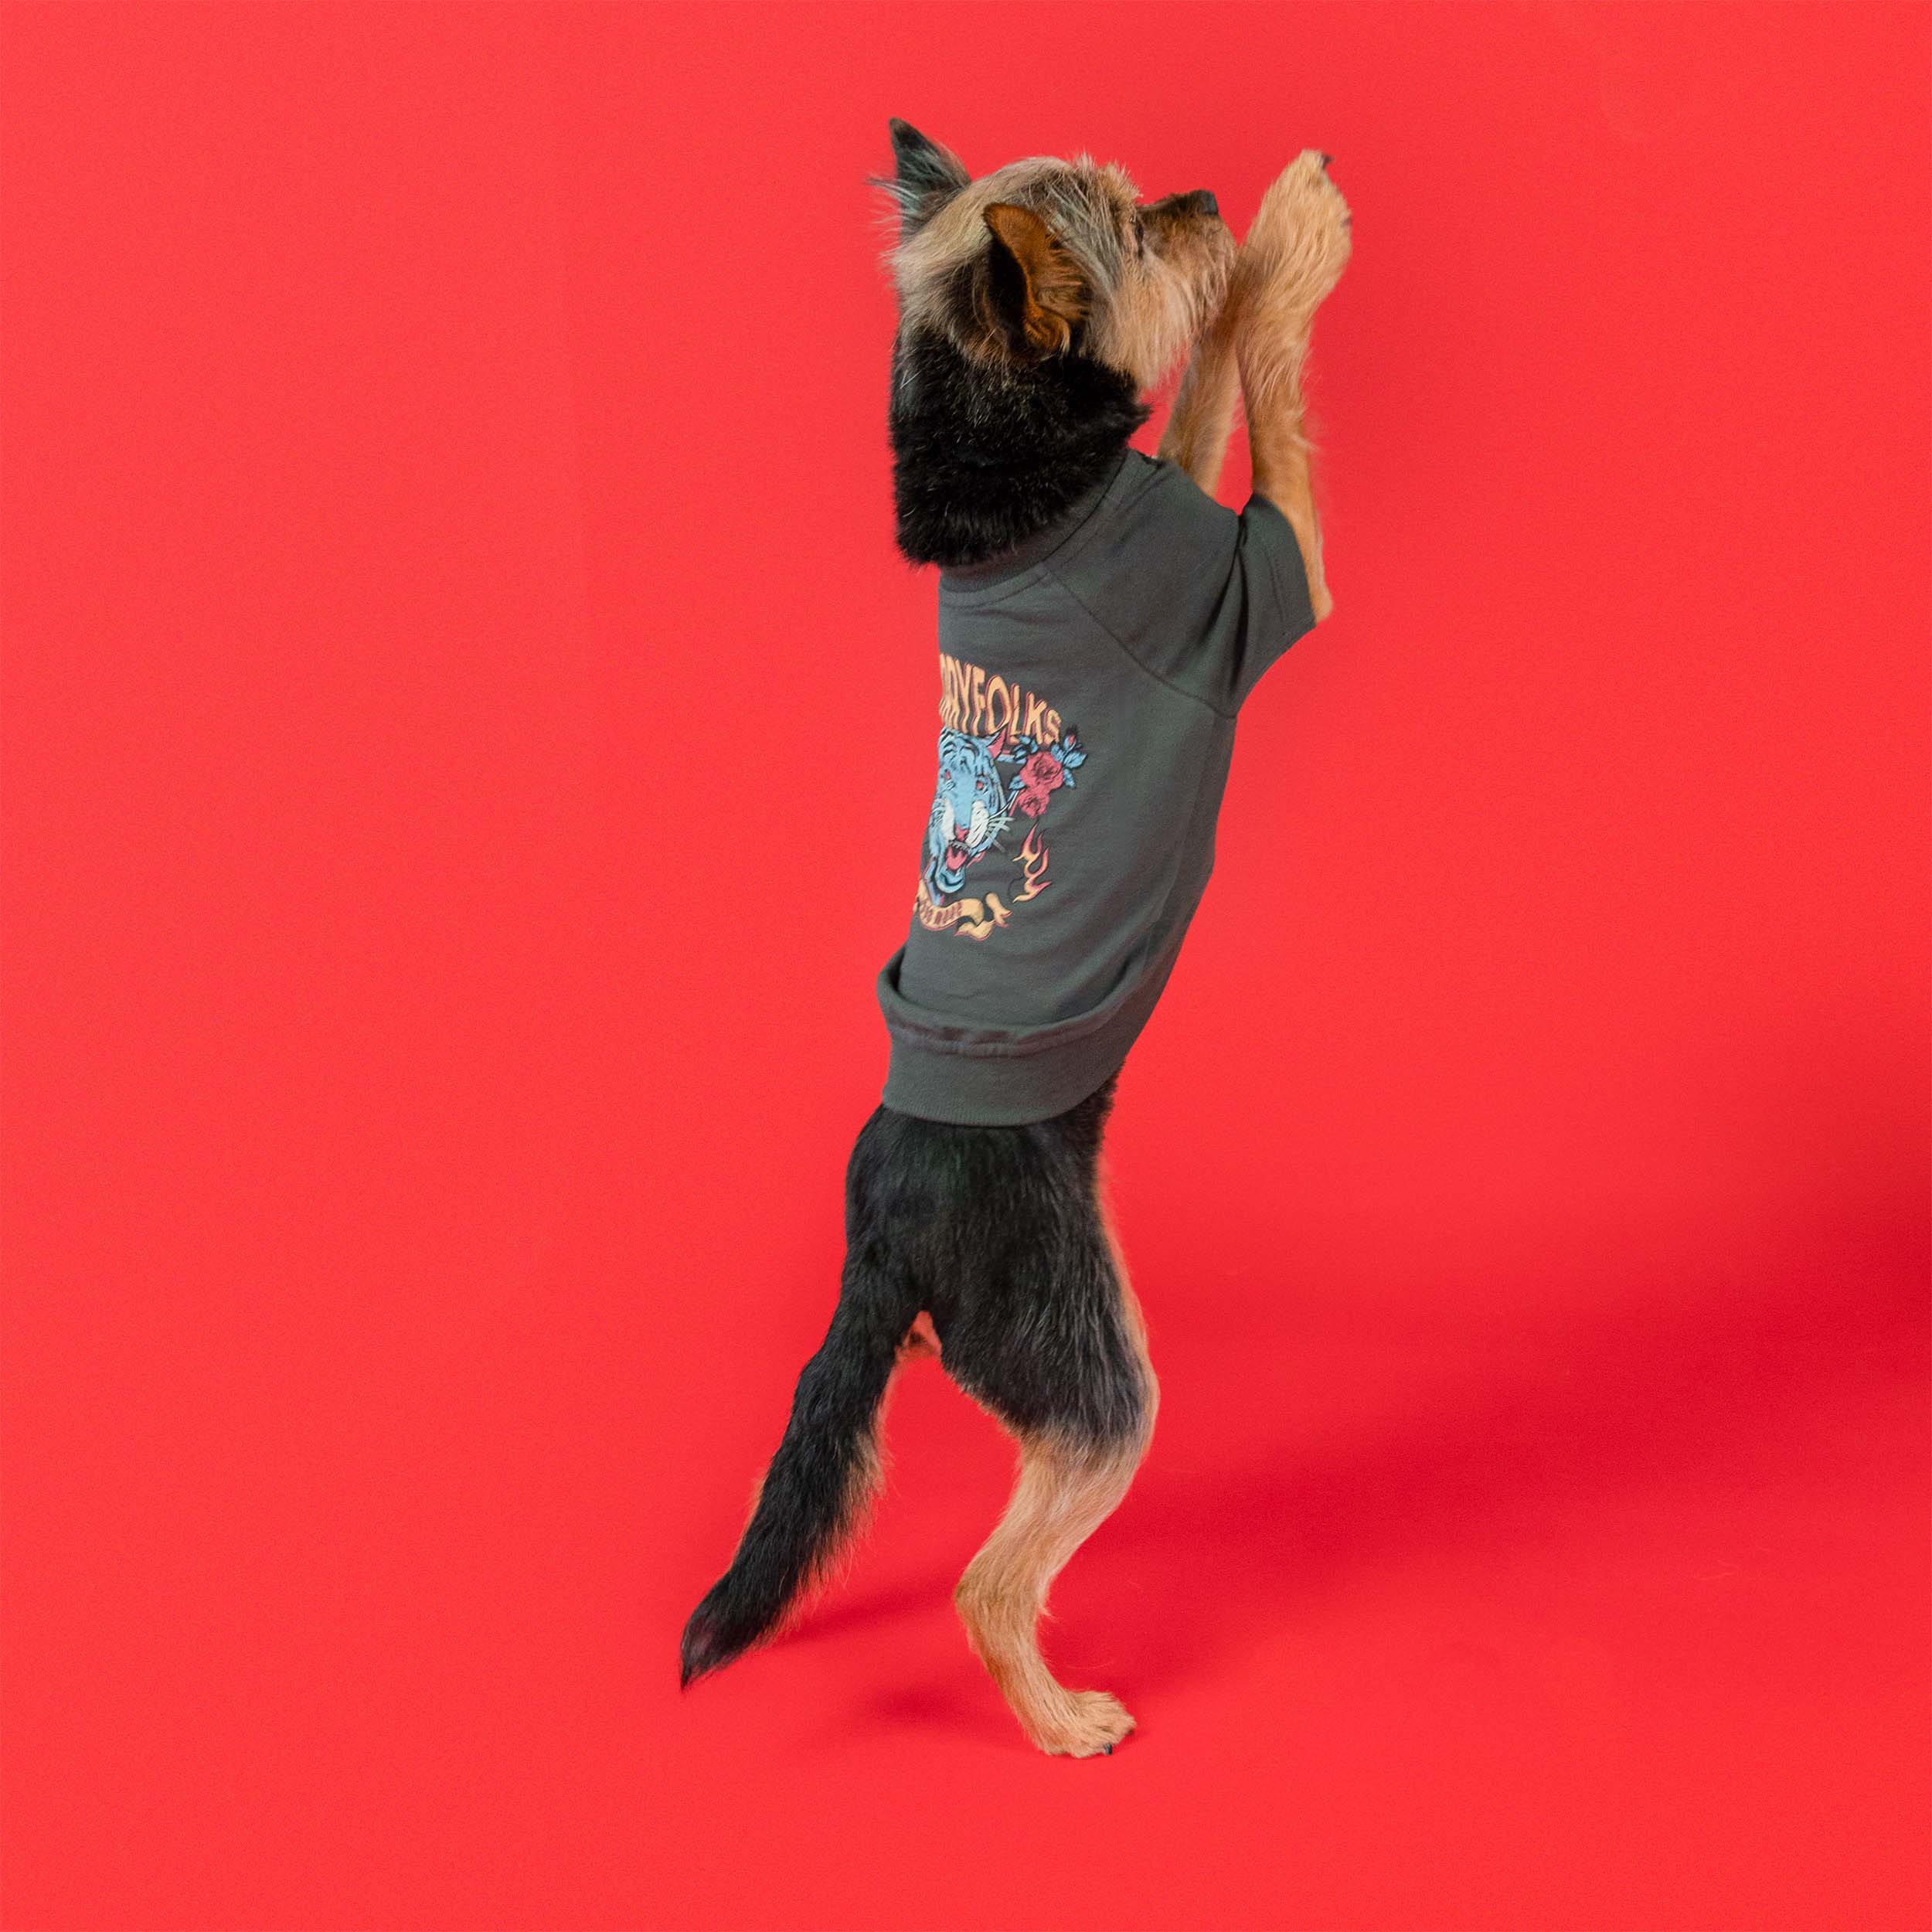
[876,448,1317,1125]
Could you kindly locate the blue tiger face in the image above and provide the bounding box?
[924,727,1010,900]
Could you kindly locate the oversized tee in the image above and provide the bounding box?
[876,447,1317,1126]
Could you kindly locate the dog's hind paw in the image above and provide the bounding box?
[1028,1688,1137,1759]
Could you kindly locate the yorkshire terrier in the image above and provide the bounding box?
[682,124,1351,1757]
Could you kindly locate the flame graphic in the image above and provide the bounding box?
[1012,828,1051,902]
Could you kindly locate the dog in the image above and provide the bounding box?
[681,124,1351,1757]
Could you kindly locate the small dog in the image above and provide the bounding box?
[682,124,1351,1757]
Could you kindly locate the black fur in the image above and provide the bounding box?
[889,327,1148,568]
[877,119,970,240]
[679,1204,917,1687]
[682,125,1158,1693]
[679,1079,1145,1685]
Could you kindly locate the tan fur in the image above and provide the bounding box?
[984,202,1089,352]
[882,141,1350,1758]
[954,1170,1158,1760]
[1157,301,1242,493]
[1096,1160,1154,1371]
[1228,151,1352,621]
[954,1429,1150,1757]
[891,155,1229,388]
[891,157,1112,349]
[888,143,1345,603]
[1097,192,1233,391]
[1160,151,1349,614]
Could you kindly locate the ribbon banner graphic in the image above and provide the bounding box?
[916,879,1010,941]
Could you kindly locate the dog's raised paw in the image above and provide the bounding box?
[1240,148,1352,325]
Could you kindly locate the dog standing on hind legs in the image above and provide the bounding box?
[681,127,1351,1757]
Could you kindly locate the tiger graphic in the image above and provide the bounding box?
[924,726,1012,903]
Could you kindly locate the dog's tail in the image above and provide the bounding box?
[680,1256,917,1686]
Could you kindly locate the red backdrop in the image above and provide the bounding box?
[4,5,1927,1928]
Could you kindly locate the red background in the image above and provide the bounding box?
[4,5,1927,1928]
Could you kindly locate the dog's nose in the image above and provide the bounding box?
[1185,189,1219,219]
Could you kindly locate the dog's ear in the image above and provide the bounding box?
[879,119,969,240]
[984,202,1088,356]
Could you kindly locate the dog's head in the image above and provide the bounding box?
[879,121,1232,393]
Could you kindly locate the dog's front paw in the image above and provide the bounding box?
[1240,149,1352,328]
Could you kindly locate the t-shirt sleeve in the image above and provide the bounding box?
[1056,457,1318,713]
[1223,492,1318,705]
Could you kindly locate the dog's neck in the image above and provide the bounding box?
[889,327,1150,570]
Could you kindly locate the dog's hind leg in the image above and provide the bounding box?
[954,1417,1151,1757]
[940,1184,1156,1757]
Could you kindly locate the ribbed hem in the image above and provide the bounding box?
[881,1032,1131,1127]
[876,942,1183,1126]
